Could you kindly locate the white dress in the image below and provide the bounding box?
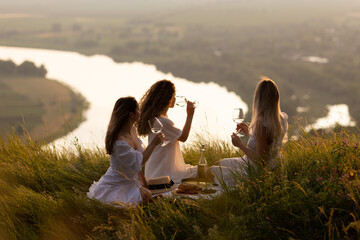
[145,116,197,183]
[211,112,289,186]
[87,139,143,205]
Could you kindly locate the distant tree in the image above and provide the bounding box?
[51,23,62,32]
[72,23,82,32]
[18,61,38,75]
[0,60,16,75]
[38,64,47,77]
[74,40,99,48]
[17,61,47,77]
[110,46,129,55]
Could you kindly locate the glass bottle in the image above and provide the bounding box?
[197,144,208,183]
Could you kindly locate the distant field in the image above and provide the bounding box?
[0,0,360,130]
[0,76,87,141]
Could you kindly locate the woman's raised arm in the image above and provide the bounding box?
[178,101,195,142]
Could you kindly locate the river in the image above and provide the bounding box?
[0,46,356,149]
[0,46,248,149]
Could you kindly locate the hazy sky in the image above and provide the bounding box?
[2,0,359,14]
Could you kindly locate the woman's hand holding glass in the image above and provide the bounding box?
[148,117,170,146]
[236,122,250,136]
[186,100,195,115]
[152,132,165,146]
[233,108,245,137]
[176,96,198,109]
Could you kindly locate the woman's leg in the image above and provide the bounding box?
[140,187,152,202]
[138,171,148,188]
[206,158,233,182]
[208,157,246,187]
[213,160,221,165]
[207,157,241,179]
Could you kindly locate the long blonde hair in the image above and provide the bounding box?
[137,80,176,136]
[250,77,282,144]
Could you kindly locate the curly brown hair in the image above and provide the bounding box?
[137,79,175,136]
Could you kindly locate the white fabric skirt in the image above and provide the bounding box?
[210,157,255,187]
[87,173,142,206]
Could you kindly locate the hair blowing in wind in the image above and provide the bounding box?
[137,80,175,136]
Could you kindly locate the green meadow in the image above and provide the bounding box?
[0,128,359,239]
[0,61,88,141]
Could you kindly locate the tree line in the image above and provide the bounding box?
[0,60,47,77]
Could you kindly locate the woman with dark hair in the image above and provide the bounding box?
[137,79,196,183]
[208,77,289,186]
[87,97,164,205]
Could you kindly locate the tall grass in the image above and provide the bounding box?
[0,128,360,239]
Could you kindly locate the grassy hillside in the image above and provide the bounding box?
[0,129,359,239]
[0,61,88,141]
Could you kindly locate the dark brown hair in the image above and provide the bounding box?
[105,97,138,154]
[137,79,175,136]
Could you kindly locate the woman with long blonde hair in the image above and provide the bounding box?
[137,79,196,183]
[208,77,288,186]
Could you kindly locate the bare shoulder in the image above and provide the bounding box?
[117,129,139,150]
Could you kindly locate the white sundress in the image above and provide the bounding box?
[87,139,144,205]
[211,112,289,186]
[144,116,197,183]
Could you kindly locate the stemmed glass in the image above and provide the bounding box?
[175,95,199,108]
[233,108,245,137]
[148,117,170,146]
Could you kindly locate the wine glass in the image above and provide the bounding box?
[175,95,199,108]
[175,96,187,107]
[187,98,199,108]
[148,117,170,146]
[233,108,245,137]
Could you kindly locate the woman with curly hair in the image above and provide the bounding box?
[208,77,289,186]
[137,79,196,183]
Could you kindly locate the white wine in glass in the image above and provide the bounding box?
[233,108,245,137]
[148,117,170,146]
[148,117,162,134]
[175,95,199,108]
[175,96,187,107]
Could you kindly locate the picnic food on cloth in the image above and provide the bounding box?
[175,183,203,194]
[175,183,218,195]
